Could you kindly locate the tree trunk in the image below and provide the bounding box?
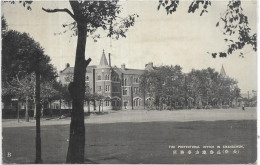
[94,100,96,111]
[99,100,101,113]
[88,101,90,114]
[143,92,146,110]
[66,22,90,163]
[25,96,29,122]
[59,99,62,116]
[33,96,36,118]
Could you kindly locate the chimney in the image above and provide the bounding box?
[121,64,125,70]
[145,62,153,70]
[66,63,70,68]
[108,53,111,67]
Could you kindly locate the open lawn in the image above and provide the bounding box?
[2,108,257,164]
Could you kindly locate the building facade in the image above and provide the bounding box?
[59,50,154,110]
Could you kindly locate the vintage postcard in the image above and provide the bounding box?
[1,0,257,164]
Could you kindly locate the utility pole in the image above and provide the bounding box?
[11,98,19,122]
[25,97,29,122]
[131,86,134,110]
[17,100,20,123]
[35,71,42,163]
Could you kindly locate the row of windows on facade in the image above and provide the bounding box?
[65,74,140,84]
[96,85,140,94]
[97,75,140,84]
[97,98,142,107]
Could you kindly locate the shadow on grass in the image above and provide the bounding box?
[2,120,256,164]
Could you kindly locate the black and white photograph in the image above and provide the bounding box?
[1,0,258,164]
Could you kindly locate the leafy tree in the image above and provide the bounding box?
[2,26,57,163]
[140,65,184,110]
[41,1,138,162]
[158,0,257,58]
[141,66,241,109]
[5,1,137,162]
[2,30,57,82]
[53,82,72,113]
[84,85,94,113]
[1,16,8,34]
[4,73,60,120]
[3,73,35,121]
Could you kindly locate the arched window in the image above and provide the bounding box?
[86,76,89,81]
[134,77,139,83]
[133,98,141,106]
[124,78,127,86]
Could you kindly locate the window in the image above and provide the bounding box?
[98,86,102,91]
[86,86,90,93]
[134,77,139,83]
[133,98,141,106]
[105,75,110,80]
[111,100,115,106]
[98,75,101,80]
[124,78,127,86]
[105,85,110,92]
[86,76,89,81]
[123,88,127,95]
[134,87,139,94]
[105,100,110,106]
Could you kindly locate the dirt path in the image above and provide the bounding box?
[2,107,256,128]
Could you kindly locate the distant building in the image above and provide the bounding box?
[59,50,154,110]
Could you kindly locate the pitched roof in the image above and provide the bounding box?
[60,67,74,74]
[99,50,109,66]
[220,64,226,77]
[61,65,96,74]
[113,66,144,75]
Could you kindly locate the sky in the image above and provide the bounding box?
[1,0,257,93]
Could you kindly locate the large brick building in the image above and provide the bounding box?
[59,50,154,110]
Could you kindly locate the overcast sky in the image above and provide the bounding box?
[1,0,257,93]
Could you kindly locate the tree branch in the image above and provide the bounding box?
[84,58,92,68]
[42,8,76,20]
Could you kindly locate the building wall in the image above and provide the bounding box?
[59,54,149,110]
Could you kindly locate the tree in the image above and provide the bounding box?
[41,1,138,163]
[140,65,184,110]
[52,82,72,115]
[2,27,57,163]
[141,66,241,109]
[158,0,257,58]
[2,30,57,82]
[1,16,8,34]
[3,73,60,120]
[5,0,252,162]
[84,85,93,114]
[6,1,137,162]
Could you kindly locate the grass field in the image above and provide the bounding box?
[2,108,257,164]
